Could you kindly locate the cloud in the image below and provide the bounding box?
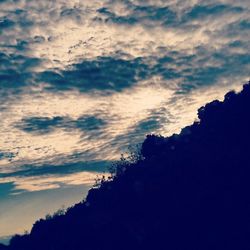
[0,160,110,179]
[0,171,101,193]
[38,57,150,93]
[97,5,177,27]
[182,3,244,21]
[0,182,15,199]
[14,115,107,134]
[15,116,68,134]
[0,159,111,193]
[0,17,15,30]
[0,0,249,196]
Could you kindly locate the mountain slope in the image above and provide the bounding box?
[4,82,250,250]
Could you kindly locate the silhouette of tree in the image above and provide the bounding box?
[3,81,250,250]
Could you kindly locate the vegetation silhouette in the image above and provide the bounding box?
[0,244,7,250]
[2,82,250,250]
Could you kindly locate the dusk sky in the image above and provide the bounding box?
[0,0,249,243]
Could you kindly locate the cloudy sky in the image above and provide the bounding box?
[0,0,249,241]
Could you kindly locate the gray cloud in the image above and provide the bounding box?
[38,57,150,92]
[97,5,177,27]
[15,115,107,136]
[0,0,249,197]
[0,0,249,95]
[0,182,15,199]
[182,3,244,22]
[0,160,110,179]
[97,2,246,29]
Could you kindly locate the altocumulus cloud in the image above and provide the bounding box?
[15,115,107,135]
[0,0,249,193]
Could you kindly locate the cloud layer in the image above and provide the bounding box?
[0,0,249,194]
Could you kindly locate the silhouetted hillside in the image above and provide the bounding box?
[0,244,7,250]
[4,82,250,250]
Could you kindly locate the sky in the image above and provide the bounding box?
[0,0,249,242]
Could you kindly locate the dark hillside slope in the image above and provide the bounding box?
[5,82,250,250]
[0,244,7,250]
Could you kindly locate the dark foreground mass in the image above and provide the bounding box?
[1,82,250,250]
